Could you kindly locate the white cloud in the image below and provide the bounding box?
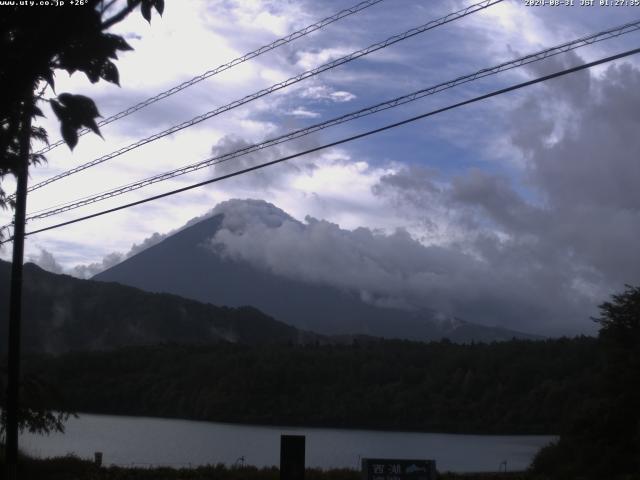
[71,252,124,280]
[288,107,321,118]
[27,249,64,275]
[299,85,356,103]
[329,91,356,102]
[295,47,357,70]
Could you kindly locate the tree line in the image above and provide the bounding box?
[21,336,598,435]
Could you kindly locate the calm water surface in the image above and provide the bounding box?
[21,414,555,472]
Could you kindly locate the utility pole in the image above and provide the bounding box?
[5,96,32,480]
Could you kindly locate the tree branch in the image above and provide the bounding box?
[101,0,141,30]
[34,82,48,100]
[101,0,120,15]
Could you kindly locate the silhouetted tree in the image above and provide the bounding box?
[532,285,640,478]
[0,0,164,439]
[0,0,164,211]
[0,364,72,440]
[592,285,640,473]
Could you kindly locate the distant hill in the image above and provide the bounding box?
[0,260,319,354]
[94,200,538,343]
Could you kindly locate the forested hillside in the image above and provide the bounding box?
[0,260,319,353]
[23,337,597,434]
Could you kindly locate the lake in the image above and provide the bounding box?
[20,414,555,472]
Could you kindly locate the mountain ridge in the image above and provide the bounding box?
[0,259,323,354]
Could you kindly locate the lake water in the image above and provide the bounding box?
[20,414,555,473]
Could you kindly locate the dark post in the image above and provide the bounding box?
[280,435,305,480]
[5,97,32,480]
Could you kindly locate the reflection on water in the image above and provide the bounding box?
[21,414,555,472]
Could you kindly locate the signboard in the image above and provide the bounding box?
[362,458,436,480]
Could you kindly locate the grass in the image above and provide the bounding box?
[0,454,546,480]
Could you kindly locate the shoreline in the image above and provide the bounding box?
[59,410,559,437]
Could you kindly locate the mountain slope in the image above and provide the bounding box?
[94,203,537,342]
[0,260,317,354]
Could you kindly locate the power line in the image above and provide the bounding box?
[21,19,640,222]
[5,46,637,244]
[22,0,503,196]
[34,0,387,156]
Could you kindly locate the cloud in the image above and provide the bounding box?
[69,231,172,279]
[127,231,167,257]
[371,55,640,334]
[295,47,357,70]
[32,231,168,279]
[27,249,64,275]
[71,252,124,279]
[511,59,640,287]
[372,167,603,335]
[207,199,466,311]
[299,85,356,103]
[199,199,574,335]
[208,133,320,191]
[448,170,546,235]
[288,107,321,118]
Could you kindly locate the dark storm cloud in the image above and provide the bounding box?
[448,170,544,233]
[374,167,594,335]
[209,134,320,190]
[512,59,640,286]
[371,55,640,335]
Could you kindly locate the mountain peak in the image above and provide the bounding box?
[94,201,539,343]
[211,198,295,232]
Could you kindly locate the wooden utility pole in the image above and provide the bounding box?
[5,97,32,480]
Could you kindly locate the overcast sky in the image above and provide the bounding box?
[2,0,640,336]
